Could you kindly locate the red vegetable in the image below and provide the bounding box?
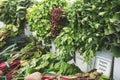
[42,74,57,80]
[0,60,20,71]
[0,60,20,80]
[6,61,20,80]
[0,62,8,71]
[0,70,3,76]
[50,8,63,37]
[60,76,69,80]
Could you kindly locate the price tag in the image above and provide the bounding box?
[95,56,112,77]
[75,52,88,72]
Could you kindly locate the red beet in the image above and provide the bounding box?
[0,62,8,71]
[42,74,57,80]
[0,60,20,71]
[60,76,69,80]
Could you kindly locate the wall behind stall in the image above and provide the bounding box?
[114,58,120,80]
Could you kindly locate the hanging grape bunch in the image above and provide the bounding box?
[50,8,65,37]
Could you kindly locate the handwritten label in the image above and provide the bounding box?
[95,56,112,77]
[75,52,88,72]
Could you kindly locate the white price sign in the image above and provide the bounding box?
[95,56,112,77]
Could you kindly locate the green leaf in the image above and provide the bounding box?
[88,38,92,43]
[99,12,106,16]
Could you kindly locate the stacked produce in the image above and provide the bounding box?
[0,0,34,26]
[0,0,116,80]
[0,42,37,80]
[0,0,35,79]
[0,25,18,48]
[55,0,120,64]
[24,69,110,80]
[13,42,82,79]
[26,0,67,43]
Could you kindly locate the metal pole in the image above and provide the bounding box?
[110,57,114,79]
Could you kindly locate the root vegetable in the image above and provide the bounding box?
[0,70,3,76]
[24,72,42,80]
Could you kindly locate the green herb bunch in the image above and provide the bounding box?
[55,0,120,64]
[26,0,67,43]
[0,0,35,27]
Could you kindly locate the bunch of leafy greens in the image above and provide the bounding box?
[13,43,81,79]
[0,24,18,48]
[0,0,35,32]
[26,0,67,43]
[55,0,120,64]
[11,0,120,79]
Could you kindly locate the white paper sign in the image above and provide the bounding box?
[95,56,112,77]
[75,52,88,72]
[76,56,88,72]
[0,21,5,28]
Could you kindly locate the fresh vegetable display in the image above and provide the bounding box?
[0,24,18,48]
[55,0,120,64]
[0,43,18,62]
[0,0,119,80]
[26,0,67,43]
[13,46,81,79]
[0,0,34,26]
[0,0,36,35]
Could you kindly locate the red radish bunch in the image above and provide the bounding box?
[0,60,20,72]
[0,60,20,80]
[6,63,20,80]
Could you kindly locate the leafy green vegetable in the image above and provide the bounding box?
[55,0,120,64]
[0,24,18,48]
[110,46,120,57]
[26,0,67,43]
[0,0,34,26]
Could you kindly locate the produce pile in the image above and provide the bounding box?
[0,25,18,48]
[0,0,118,80]
[24,69,110,80]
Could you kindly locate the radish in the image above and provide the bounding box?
[0,70,3,76]
[24,72,42,80]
